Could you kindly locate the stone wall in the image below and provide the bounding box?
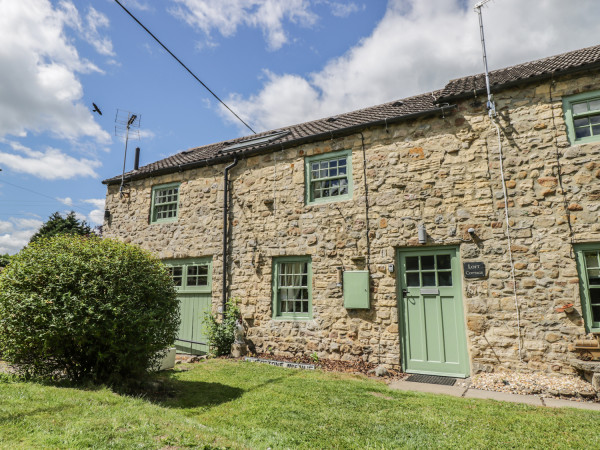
[104,70,600,374]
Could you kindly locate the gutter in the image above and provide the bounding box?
[102,105,455,186]
[222,157,238,314]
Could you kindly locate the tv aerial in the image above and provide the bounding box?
[115,109,141,198]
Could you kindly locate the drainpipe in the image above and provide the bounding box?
[222,157,238,314]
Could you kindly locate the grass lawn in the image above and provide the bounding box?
[1,359,599,449]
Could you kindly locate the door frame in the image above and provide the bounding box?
[396,246,470,377]
[164,257,213,355]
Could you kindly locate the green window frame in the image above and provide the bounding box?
[305,149,353,205]
[563,90,600,144]
[575,244,600,333]
[151,182,180,223]
[272,256,312,320]
[164,258,212,293]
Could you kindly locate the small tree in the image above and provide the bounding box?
[204,299,240,356]
[0,253,11,268]
[29,211,91,243]
[0,235,179,384]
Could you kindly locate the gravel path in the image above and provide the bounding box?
[470,371,597,402]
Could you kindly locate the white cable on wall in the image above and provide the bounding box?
[491,117,523,363]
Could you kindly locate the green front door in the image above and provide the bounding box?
[397,247,469,377]
[165,258,212,355]
[176,293,211,355]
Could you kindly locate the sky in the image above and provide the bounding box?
[1,0,600,254]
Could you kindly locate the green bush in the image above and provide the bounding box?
[0,235,179,384]
[204,299,240,356]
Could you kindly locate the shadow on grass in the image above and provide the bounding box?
[154,370,299,410]
[0,405,75,423]
[155,379,245,409]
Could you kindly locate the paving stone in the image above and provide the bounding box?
[543,397,600,411]
[464,389,544,406]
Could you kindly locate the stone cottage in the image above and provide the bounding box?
[103,44,600,378]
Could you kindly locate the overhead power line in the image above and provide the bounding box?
[0,179,93,218]
[113,0,256,135]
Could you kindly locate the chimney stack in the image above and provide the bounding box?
[134,147,140,170]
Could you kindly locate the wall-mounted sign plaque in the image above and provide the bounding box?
[463,262,485,278]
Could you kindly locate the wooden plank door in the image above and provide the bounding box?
[175,293,211,355]
[397,247,469,377]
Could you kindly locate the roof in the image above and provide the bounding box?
[104,44,600,185]
[438,44,600,101]
[104,91,444,184]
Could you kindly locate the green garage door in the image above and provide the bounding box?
[165,258,212,355]
[397,247,469,378]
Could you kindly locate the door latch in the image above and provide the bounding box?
[402,289,408,297]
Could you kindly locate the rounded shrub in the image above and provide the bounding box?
[0,235,179,384]
[204,298,240,356]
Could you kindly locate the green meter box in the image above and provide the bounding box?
[343,270,370,309]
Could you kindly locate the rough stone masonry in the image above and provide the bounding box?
[104,68,600,376]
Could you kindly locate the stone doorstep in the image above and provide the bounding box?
[389,382,600,411]
[388,380,467,397]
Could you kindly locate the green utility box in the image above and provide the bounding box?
[343,271,370,309]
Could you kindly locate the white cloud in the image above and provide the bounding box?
[0,217,43,254]
[327,2,363,18]
[0,141,101,180]
[139,129,156,140]
[83,7,115,56]
[0,221,12,234]
[83,198,106,225]
[170,0,318,50]
[57,197,73,206]
[223,0,600,131]
[12,218,44,230]
[122,0,152,11]
[0,0,110,143]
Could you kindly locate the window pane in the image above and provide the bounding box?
[438,271,452,286]
[589,99,600,111]
[589,269,600,285]
[437,254,451,270]
[574,117,589,127]
[422,272,435,286]
[406,256,419,271]
[407,272,419,287]
[573,102,588,115]
[591,288,600,304]
[171,266,183,286]
[591,288,600,322]
[592,125,600,136]
[421,255,435,270]
[313,181,322,199]
[593,305,600,323]
[339,165,347,175]
[590,114,600,124]
[585,252,599,268]
[575,127,591,139]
